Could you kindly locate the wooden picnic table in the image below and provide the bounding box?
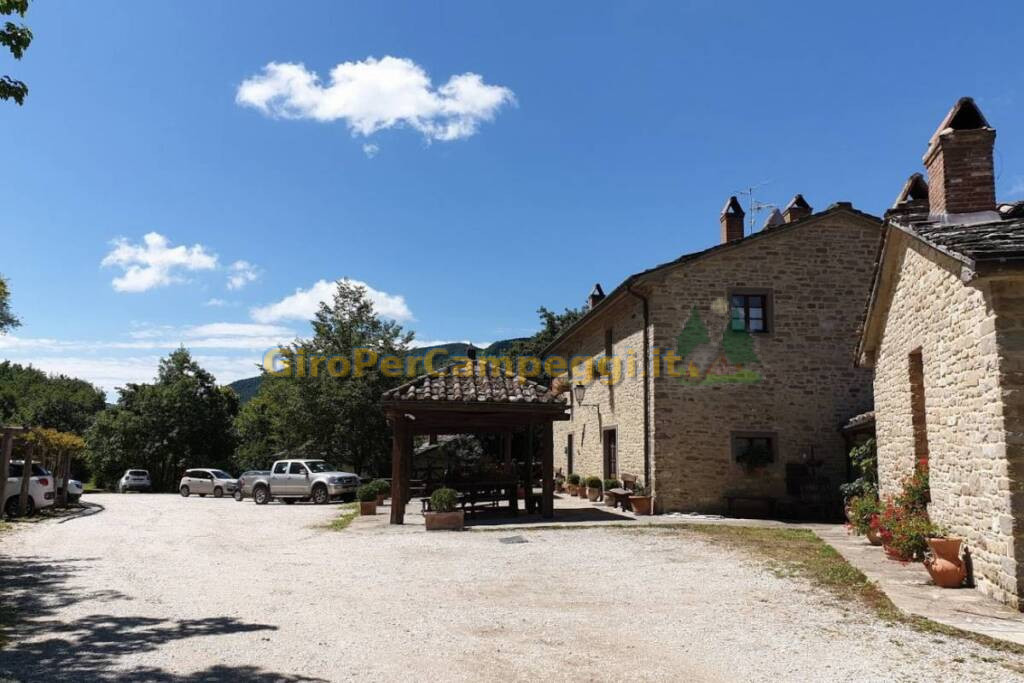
[422,480,518,518]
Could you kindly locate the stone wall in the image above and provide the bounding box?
[552,294,649,486]
[870,233,1017,605]
[648,209,880,513]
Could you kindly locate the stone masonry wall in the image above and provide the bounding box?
[648,210,880,513]
[552,294,649,486]
[872,234,1016,605]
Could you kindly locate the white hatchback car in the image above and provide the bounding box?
[5,460,56,517]
[179,469,237,498]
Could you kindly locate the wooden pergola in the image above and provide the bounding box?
[382,359,569,525]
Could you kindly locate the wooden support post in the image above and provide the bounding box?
[390,416,406,525]
[18,442,34,516]
[541,421,554,519]
[402,427,413,506]
[503,432,516,515]
[525,421,535,513]
[0,430,13,511]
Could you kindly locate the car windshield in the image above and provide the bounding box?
[128,470,148,477]
[305,461,336,473]
[211,470,232,479]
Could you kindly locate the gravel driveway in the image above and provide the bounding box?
[1,494,1023,682]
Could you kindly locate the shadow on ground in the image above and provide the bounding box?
[3,501,106,527]
[465,505,634,527]
[0,555,322,682]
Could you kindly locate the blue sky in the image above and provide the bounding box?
[2,1,1023,397]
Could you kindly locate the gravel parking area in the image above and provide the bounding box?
[2,494,1023,681]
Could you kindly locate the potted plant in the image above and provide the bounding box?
[603,478,622,507]
[369,478,390,505]
[847,494,882,545]
[924,534,966,588]
[424,487,464,531]
[567,473,581,496]
[577,478,589,499]
[629,481,652,516]
[878,502,937,562]
[357,484,378,516]
[585,476,602,502]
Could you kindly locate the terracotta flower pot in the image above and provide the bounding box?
[360,500,377,516]
[924,537,966,588]
[567,484,577,496]
[630,496,652,515]
[424,510,464,531]
[376,494,386,505]
[587,487,601,502]
[577,486,588,499]
[866,527,883,546]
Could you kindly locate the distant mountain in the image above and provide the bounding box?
[226,339,526,405]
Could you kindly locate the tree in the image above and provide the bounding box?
[235,280,413,476]
[0,361,106,434]
[1,0,31,105]
[85,348,239,490]
[0,275,20,333]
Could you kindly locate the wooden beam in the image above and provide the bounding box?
[18,442,34,516]
[0,430,13,512]
[390,416,407,524]
[541,421,554,519]
[525,420,534,513]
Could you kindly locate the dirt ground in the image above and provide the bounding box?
[1,494,1023,682]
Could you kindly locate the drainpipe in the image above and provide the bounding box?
[626,284,652,493]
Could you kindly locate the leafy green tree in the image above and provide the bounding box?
[0,361,106,434]
[86,348,239,490]
[235,280,413,476]
[676,306,709,360]
[1,0,31,105]
[0,275,20,333]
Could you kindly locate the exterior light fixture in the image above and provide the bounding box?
[573,383,587,404]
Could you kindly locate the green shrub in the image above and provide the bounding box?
[356,484,377,502]
[369,479,390,496]
[847,494,881,535]
[430,487,459,513]
[603,478,622,490]
[631,480,648,496]
[585,476,602,488]
[567,473,581,485]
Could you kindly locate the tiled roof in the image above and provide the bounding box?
[381,361,566,405]
[842,410,875,431]
[894,205,1024,264]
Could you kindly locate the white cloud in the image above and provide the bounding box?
[101,232,218,292]
[362,143,379,158]
[227,260,261,290]
[205,298,229,307]
[236,56,516,143]
[251,278,413,324]
[0,321,296,353]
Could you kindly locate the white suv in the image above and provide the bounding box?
[118,469,152,493]
[179,469,237,498]
[5,461,56,517]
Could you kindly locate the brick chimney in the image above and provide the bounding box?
[782,194,812,223]
[720,196,745,243]
[885,173,930,222]
[923,97,996,217]
[587,283,605,309]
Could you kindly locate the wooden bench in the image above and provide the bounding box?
[605,473,640,511]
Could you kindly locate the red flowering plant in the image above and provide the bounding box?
[874,459,939,562]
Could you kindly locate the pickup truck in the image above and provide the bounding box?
[250,459,360,505]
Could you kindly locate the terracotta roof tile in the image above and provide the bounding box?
[381,361,566,405]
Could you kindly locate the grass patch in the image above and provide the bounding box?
[662,524,1024,658]
[326,503,359,531]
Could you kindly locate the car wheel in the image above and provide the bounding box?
[3,496,18,518]
[253,485,270,505]
[233,490,243,502]
[180,486,190,497]
[213,486,223,498]
[25,497,35,516]
[282,498,296,505]
[312,484,329,505]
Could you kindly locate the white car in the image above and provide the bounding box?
[179,468,237,498]
[5,460,56,517]
[118,469,152,493]
[58,477,84,503]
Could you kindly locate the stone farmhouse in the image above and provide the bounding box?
[858,98,1024,607]
[545,192,883,515]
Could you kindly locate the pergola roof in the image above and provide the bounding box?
[381,360,567,408]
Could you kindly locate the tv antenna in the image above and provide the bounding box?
[735,181,773,234]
